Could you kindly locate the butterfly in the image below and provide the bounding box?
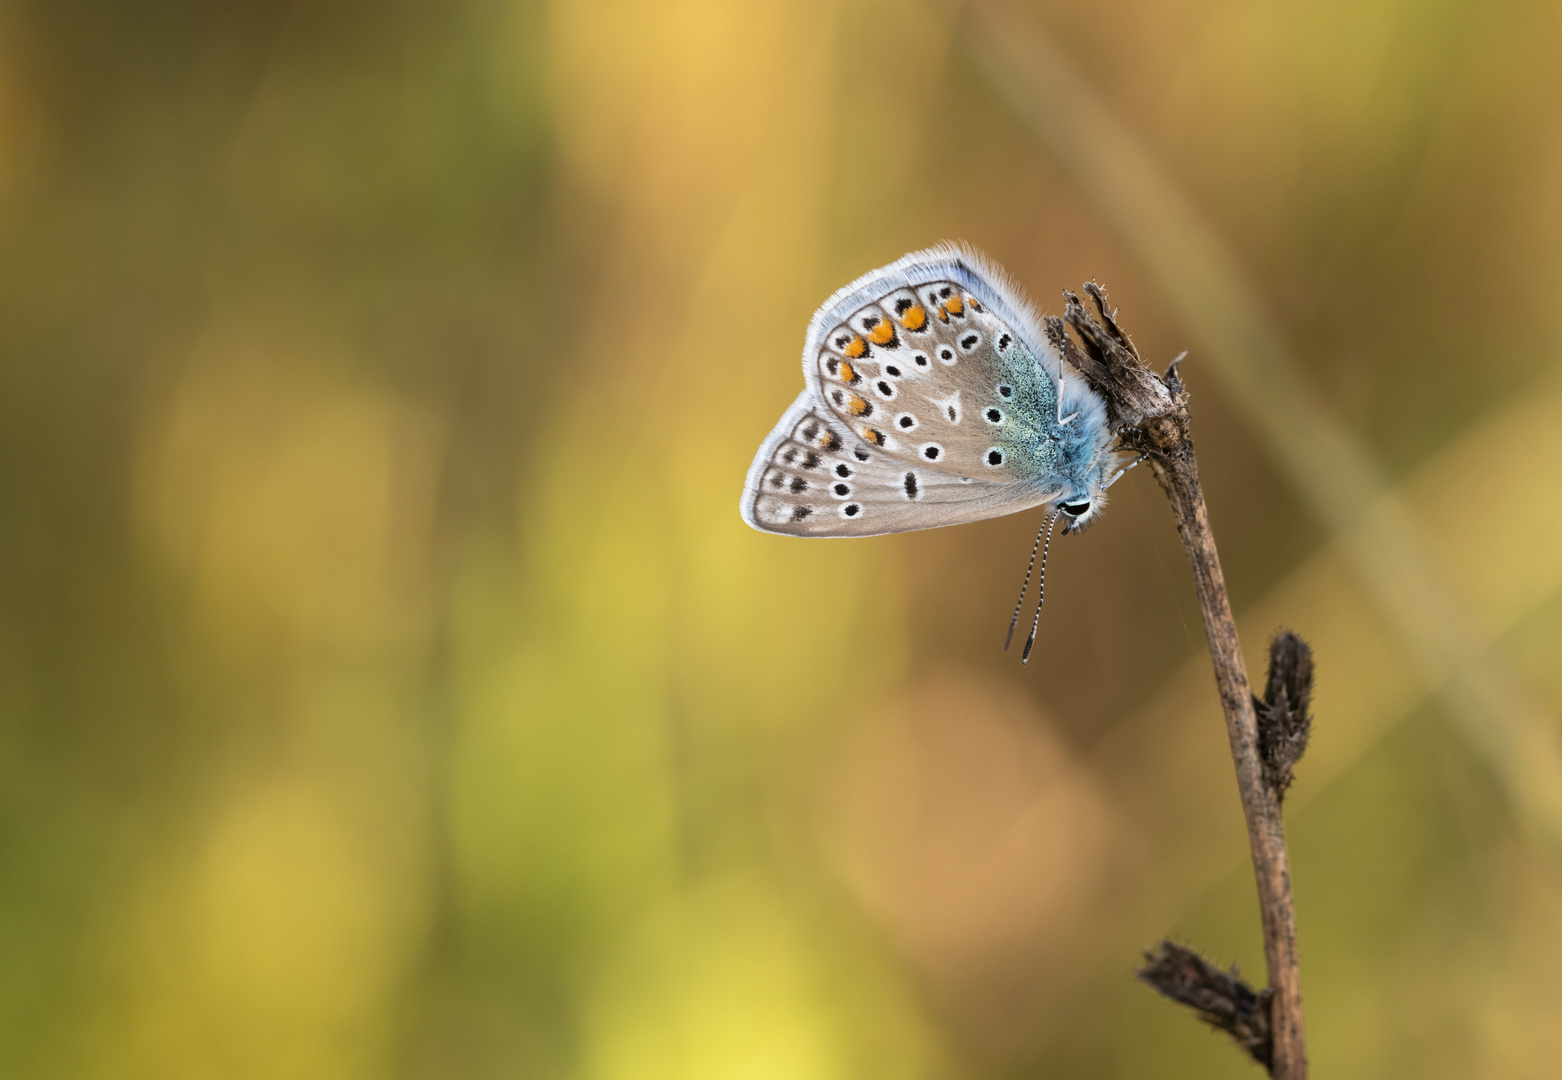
[739,243,1136,659]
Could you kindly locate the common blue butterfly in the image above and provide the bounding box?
[740,243,1133,658]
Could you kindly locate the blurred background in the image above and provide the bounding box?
[2,0,1561,1076]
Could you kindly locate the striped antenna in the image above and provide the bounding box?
[1021,509,1061,664]
[1004,512,1054,652]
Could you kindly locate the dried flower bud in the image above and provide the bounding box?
[1255,630,1314,802]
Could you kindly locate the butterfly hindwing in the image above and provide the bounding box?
[813,276,1063,483]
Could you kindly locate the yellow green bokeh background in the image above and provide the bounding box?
[3,1,1562,1076]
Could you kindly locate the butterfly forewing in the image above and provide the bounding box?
[743,394,1052,537]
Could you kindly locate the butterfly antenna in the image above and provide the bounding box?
[1004,514,1051,651]
[1021,509,1061,664]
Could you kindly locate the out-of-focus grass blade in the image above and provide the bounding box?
[961,0,1562,852]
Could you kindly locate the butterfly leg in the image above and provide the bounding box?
[1056,363,1079,426]
[1104,454,1147,489]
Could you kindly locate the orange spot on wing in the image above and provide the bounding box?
[868,320,895,345]
[838,360,857,384]
[847,394,870,416]
[944,295,964,315]
[843,336,867,359]
[901,304,926,330]
[863,427,884,445]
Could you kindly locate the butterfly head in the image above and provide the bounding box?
[1056,494,1100,533]
[1054,464,1114,533]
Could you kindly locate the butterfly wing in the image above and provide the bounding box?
[741,243,1111,538]
[741,391,1058,537]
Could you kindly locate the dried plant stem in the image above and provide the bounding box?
[1049,286,1306,1078]
[1147,419,1306,1079]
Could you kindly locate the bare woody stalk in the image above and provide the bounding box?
[1046,285,1308,1078]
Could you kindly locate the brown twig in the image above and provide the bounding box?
[1049,284,1309,1078]
[1138,942,1272,1069]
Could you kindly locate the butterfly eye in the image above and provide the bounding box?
[1059,501,1090,517]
